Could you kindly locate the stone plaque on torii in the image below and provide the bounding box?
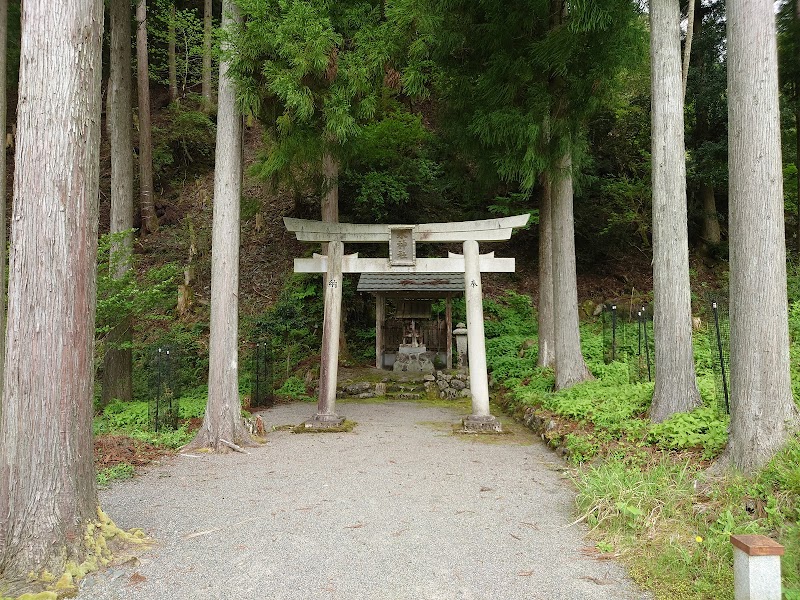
[284,213,530,431]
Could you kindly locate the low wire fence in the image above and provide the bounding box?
[250,339,274,408]
[148,345,180,432]
[601,298,730,413]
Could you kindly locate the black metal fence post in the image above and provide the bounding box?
[712,301,730,414]
[254,342,261,408]
[155,347,162,431]
[611,304,617,362]
[642,307,652,382]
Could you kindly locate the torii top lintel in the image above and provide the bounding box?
[283,214,530,243]
[284,214,530,274]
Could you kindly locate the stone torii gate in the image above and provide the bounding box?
[284,214,530,431]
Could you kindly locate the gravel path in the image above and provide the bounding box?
[79,400,650,600]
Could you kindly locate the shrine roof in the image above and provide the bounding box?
[357,273,464,293]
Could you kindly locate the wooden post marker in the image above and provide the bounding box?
[731,534,784,600]
[284,215,529,430]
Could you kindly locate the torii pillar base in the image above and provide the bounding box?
[304,413,346,429]
[462,414,502,433]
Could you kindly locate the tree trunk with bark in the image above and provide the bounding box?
[681,0,696,100]
[724,0,798,472]
[537,174,555,369]
[0,0,103,589]
[202,0,212,106]
[102,0,136,407]
[186,0,252,451]
[0,0,8,392]
[796,106,800,254]
[168,2,178,103]
[551,151,592,389]
[701,184,721,245]
[136,0,158,234]
[649,0,701,422]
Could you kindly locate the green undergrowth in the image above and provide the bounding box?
[483,289,800,599]
[96,463,135,488]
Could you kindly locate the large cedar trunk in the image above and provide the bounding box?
[551,152,592,389]
[202,0,213,105]
[0,0,103,587]
[649,0,701,422]
[537,174,555,368]
[0,0,7,391]
[102,0,136,406]
[136,0,158,234]
[187,0,252,451]
[724,0,798,472]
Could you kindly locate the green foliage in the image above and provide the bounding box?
[342,108,443,222]
[96,231,179,339]
[99,400,150,431]
[96,463,135,488]
[125,423,195,449]
[231,0,418,193]
[248,274,323,379]
[424,0,647,192]
[564,433,600,465]
[133,323,210,402]
[149,0,212,97]
[275,376,313,401]
[647,407,729,459]
[152,98,217,184]
[542,380,652,439]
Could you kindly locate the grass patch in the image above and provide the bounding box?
[96,463,135,487]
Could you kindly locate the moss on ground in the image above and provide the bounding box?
[1,507,152,600]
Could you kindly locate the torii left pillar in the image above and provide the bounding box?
[305,240,346,428]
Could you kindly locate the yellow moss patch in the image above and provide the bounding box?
[5,506,154,600]
[53,573,72,591]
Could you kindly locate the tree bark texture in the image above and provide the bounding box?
[321,151,339,226]
[136,0,158,234]
[0,0,8,393]
[701,184,721,246]
[649,0,701,422]
[168,2,178,102]
[102,0,136,406]
[0,0,102,586]
[202,0,212,105]
[796,107,800,254]
[187,0,251,451]
[551,152,592,389]
[725,0,798,472]
[681,0,696,100]
[537,174,555,369]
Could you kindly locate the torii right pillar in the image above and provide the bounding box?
[462,239,502,432]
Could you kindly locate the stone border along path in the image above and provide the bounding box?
[78,400,651,600]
